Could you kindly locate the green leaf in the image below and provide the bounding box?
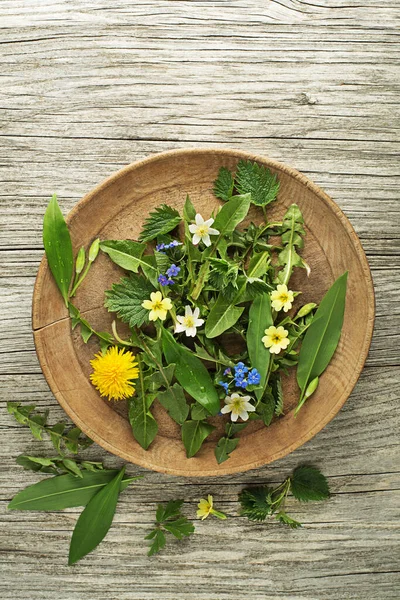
[247,293,273,401]
[156,499,183,522]
[208,257,239,290]
[157,383,189,425]
[290,466,330,502]
[257,391,275,426]
[145,364,176,391]
[100,240,147,272]
[104,273,156,328]
[215,436,239,464]
[213,167,234,202]
[146,528,166,556]
[43,194,73,306]
[235,160,280,207]
[205,295,245,339]
[272,375,284,416]
[247,251,270,279]
[181,420,215,458]
[296,272,348,412]
[128,393,158,450]
[238,487,273,521]
[8,470,140,511]
[139,204,181,242]
[277,204,307,285]
[161,328,220,416]
[213,193,251,236]
[276,512,302,528]
[68,467,126,565]
[191,403,209,420]
[183,194,196,221]
[163,517,195,539]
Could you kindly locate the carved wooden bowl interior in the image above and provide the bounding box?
[32,149,375,476]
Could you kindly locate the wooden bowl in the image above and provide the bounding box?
[32,149,375,476]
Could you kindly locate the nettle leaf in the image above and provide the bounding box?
[296,272,348,413]
[104,273,155,328]
[213,193,251,236]
[181,420,215,458]
[208,258,239,290]
[277,204,308,285]
[238,487,274,521]
[247,293,273,401]
[214,436,239,464]
[213,166,234,202]
[139,204,181,242]
[157,383,189,425]
[235,160,280,207]
[43,194,73,306]
[100,240,147,272]
[290,466,330,502]
[272,375,284,416]
[8,470,140,511]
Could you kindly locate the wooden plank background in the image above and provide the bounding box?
[1,1,399,598]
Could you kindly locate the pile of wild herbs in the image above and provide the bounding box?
[42,159,348,463]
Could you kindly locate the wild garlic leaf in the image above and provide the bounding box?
[104,273,155,328]
[139,204,181,242]
[214,436,239,464]
[277,204,307,285]
[213,193,251,236]
[213,166,234,202]
[157,383,189,425]
[247,293,273,401]
[296,272,348,412]
[43,194,74,306]
[235,160,280,207]
[68,467,126,565]
[290,466,330,502]
[8,470,140,511]
[205,295,245,339]
[161,328,220,416]
[181,420,215,458]
[100,240,147,272]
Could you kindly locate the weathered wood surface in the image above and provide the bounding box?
[0,1,399,599]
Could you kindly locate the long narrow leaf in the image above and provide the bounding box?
[247,293,273,400]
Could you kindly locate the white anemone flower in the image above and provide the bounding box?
[188,213,220,247]
[220,393,256,422]
[175,305,204,337]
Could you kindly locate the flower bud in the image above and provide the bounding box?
[304,376,319,399]
[296,303,317,319]
[88,238,100,262]
[75,246,85,274]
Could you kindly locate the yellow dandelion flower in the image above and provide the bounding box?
[270,284,294,312]
[142,291,172,321]
[262,325,290,355]
[197,495,227,520]
[90,346,139,401]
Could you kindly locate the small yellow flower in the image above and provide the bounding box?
[262,325,290,354]
[90,346,139,401]
[142,291,172,321]
[197,495,227,520]
[271,284,294,312]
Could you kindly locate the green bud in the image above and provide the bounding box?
[304,376,319,399]
[296,303,317,319]
[88,238,100,262]
[75,247,85,274]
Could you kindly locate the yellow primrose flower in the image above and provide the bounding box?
[271,284,294,312]
[262,325,290,354]
[90,346,139,401]
[142,291,172,321]
[197,495,227,520]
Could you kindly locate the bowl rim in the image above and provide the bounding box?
[32,148,375,476]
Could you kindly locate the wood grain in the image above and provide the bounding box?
[0,1,399,598]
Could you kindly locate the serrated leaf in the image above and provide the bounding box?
[100,240,147,272]
[291,466,330,502]
[43,194,73,306]
[8,470,141,511]
[276,204,306,285]
[247,293,273,401]
[147,528,166,556]
[276,512,302,528]
[156,499,184,522]
[235,160,280,207]
[214,436,239,464]
[163,517,195,539]
[213,166,234,202]
[139,204,181,242]
[238,487,273,521]
[272,375,284,416]
[157,383,189,425]
[208,257,239,290]
[181,420,215,458]
[105,273,156,328]
[68,467,126,565]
